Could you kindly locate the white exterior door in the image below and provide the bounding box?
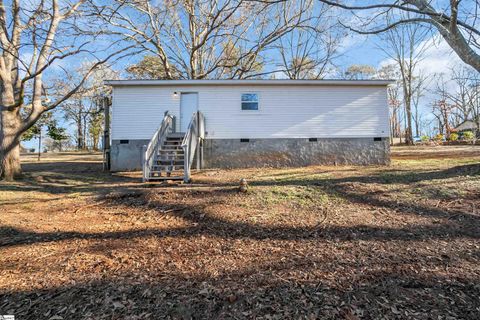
[180,93,198,131]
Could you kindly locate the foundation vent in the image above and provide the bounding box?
[309,138,318,142]
[374,137,382,141]
[240,138,250,143]
[120,140,129,144]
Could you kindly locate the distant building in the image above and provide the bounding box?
[454,120,479,133]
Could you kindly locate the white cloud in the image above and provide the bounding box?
[378,34,466,81]
[337,33,367,54]
[416,36,463,77]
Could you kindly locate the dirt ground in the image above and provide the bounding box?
[1,147,479,319]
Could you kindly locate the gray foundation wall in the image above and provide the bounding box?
[111,138,390,171]
[204,138,390,168]
[111,139,149,171]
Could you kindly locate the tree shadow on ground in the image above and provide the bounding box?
[1,257,479,319]
[251,163,480,186]
[1,161,478,249]
[1,177,479,248]
[0,160,141,196]
[1,162,479,319]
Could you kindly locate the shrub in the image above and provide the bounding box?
[449,133,459,141]
[434,134,444,142]
[421,135,429,142]
[463,131,474,141]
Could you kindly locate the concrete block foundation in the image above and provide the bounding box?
[203,138,390,168]
[110,137,390,171]
[111,139,149,171]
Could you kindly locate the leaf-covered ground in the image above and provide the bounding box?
[1,147,480,319]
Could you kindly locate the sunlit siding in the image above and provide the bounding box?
[111,85,389,140]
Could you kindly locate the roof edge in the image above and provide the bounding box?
[105,79,394,87]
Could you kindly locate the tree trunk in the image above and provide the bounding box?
[83,116,88,150]
[77,112,83,150]
[0,108,22,180]
[92,135,99,151]
[414,106,420,137]
[37,130,42,161]
[405,100,413,145]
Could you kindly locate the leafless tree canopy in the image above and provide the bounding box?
[275,3,342,79]
[433,66,480,136]
[0,0,134,180]
[91,0,339,79]
[376,14,431,144]
[316,0,480,72]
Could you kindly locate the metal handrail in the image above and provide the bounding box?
[142,112,174,182]
[181,111,205,182]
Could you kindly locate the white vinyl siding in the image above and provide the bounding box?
[111,85,389,140]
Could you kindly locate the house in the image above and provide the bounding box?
[105,79,392,181]
[454,119,479,133]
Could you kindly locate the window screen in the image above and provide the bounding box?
[241,93,259,110]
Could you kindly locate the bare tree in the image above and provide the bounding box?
[316,0,480,72]
[377,63,402,143]
[0,1,133,180]
[377,14,430,144]
[433,74,456,137]
[411,72,429,137]
[449,66,480,131]
[126,55,181,79]
[434,66,480,135]
[275,4,342,79]
[60,64,119,150]
[91,0,319,79]
[344,64,376,80]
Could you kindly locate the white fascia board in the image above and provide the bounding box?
[105,79,394,87]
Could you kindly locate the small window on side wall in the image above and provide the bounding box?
[241,93,259,110]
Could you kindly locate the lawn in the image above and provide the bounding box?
[1,146,480,319]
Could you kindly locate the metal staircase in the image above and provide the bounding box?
[143,111,204,182]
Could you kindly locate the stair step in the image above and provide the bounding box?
[160,147,183,150]
[167,132,186,139]
[148,176,184,181]
[155,157,184,159]
[153,160,184,166]
[158,153,183,156]
[150,170,183,174]
[158,149,184,153]
[154,159,184,164]
[156,155,184,158]
[149,171,183,178]
[150,170,184,174]
[151,165,185,170]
